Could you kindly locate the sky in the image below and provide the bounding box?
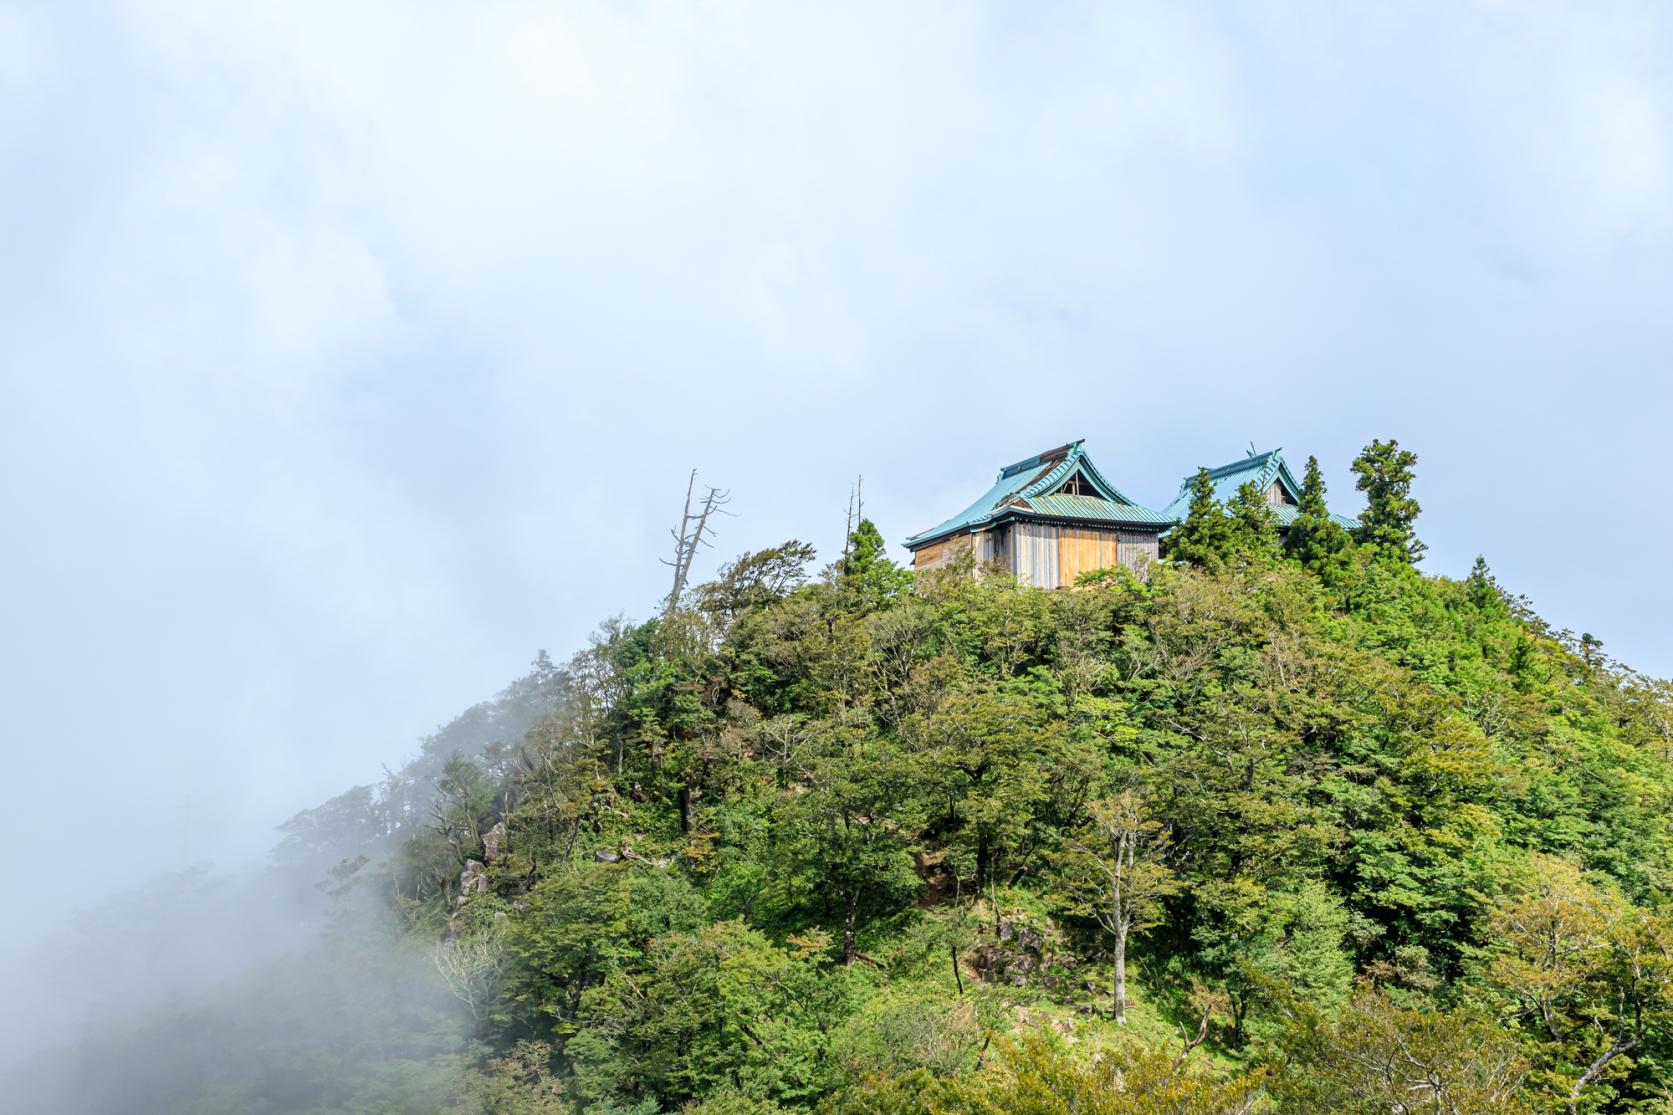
[2,1,1671,925]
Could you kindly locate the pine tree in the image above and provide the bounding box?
[1465,555,1500,612]
[1165,468,1233,570]
[1351,439,1425,561]
[1285,455,1350,569]
[1227,480,1280,563]
[839,518,910,606]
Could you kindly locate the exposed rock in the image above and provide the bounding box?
[912,848,954,907]
[970,915,1070,988]
[594,849,621,863]
[483,821,508,863]
[457,859,490,905]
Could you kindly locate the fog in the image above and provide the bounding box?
[2,2,1672,1110]
[0,656,565,1112]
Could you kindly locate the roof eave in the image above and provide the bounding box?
[907,506,1168,548]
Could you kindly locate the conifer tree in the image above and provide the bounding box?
[1227,480,1280,563]
[1166,468,1233,570]
[1351,438,1425,561]
[1465,555,1500,612]
[838,518,910,605]
[1285,455,1350,569]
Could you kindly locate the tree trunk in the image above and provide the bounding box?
[1113,925,1129,1024]
[843,892,859,966]
[1569,1037,1639,1115]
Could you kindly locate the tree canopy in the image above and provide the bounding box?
[31,443,1673,1115]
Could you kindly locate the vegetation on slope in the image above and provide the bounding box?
[44,443,1673,1113]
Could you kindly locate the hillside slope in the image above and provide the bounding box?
[30,485,1673,1115]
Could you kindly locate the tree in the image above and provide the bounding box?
[664,469,732,619]
[1061,790,1181,1023]
[1275,989,1530,1114]
[696,540,818,626]
[1465,555,1500,611]
[1226,480,1280,563]
[932,1033,1265,1115]
[769,719,923,965]
[838,518,911,608]
[1167,468,1233,570]
[432,927,509,1023]
[1480,856,1673,1114]
[567,920,849,1108]
[912,683,1061,894]
[1351,439,1425,561]
[429,752,499,876]
[1284,455,1349,569]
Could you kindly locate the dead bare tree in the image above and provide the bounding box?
[433,929,509,1023]
[662,469,731,620]
[841,475,864,570]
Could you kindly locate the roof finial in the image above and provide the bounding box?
[1247,441,1258,458]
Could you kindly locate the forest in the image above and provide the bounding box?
[33,441,1673,1114]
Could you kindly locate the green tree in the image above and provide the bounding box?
[911,682,1062,893]
[1060,790,1181,1023]
[1226,480,1280,563]
[1480,856,1673,1114]
[568,920,850,1108]
[1274,990,1530,1114]
[1465,555,1500,611]
[934,1034,1264,1115]
[1284,455,1349,569]
[1351,438,1425,561]
[768,719,924,965]
[839,519,911,608]
[1166,468,1233,570]
[697,541,819,627]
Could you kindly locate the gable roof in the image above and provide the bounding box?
[906,440,1171,548]
[1161,448,1359,529]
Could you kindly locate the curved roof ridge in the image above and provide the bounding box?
[906,440,1165,546]
[1159,445,1356,528]
[1019,443,1143,507]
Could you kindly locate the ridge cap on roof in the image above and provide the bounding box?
[1169,447,1286,498]
[1201,447,1282,480]
[997,439,1084,480]
[907,439,1170,546]
[1021,444,1146,507]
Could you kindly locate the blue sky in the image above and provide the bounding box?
[3,1,1671,919]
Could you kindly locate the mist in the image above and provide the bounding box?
[1,654,567,1113]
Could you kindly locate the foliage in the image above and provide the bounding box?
[1282,455,1349,571]
[1164,468,1233,570]
[42,472,1673,1115]
[1225,480,1280,565]
[1351,438,1426,561]
[936,1034,1263,1115]
[1272,989,1531,1113]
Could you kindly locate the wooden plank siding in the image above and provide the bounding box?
[970,527,1005,570]
[917,523,1156,584]
[1057,526,1120,587]
[1117,529,1159,571]
[912,538,970,570]
[1013,522,1060,589]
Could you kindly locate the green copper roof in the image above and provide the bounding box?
[906,441,1170,548]
[1161,448,1358,529]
